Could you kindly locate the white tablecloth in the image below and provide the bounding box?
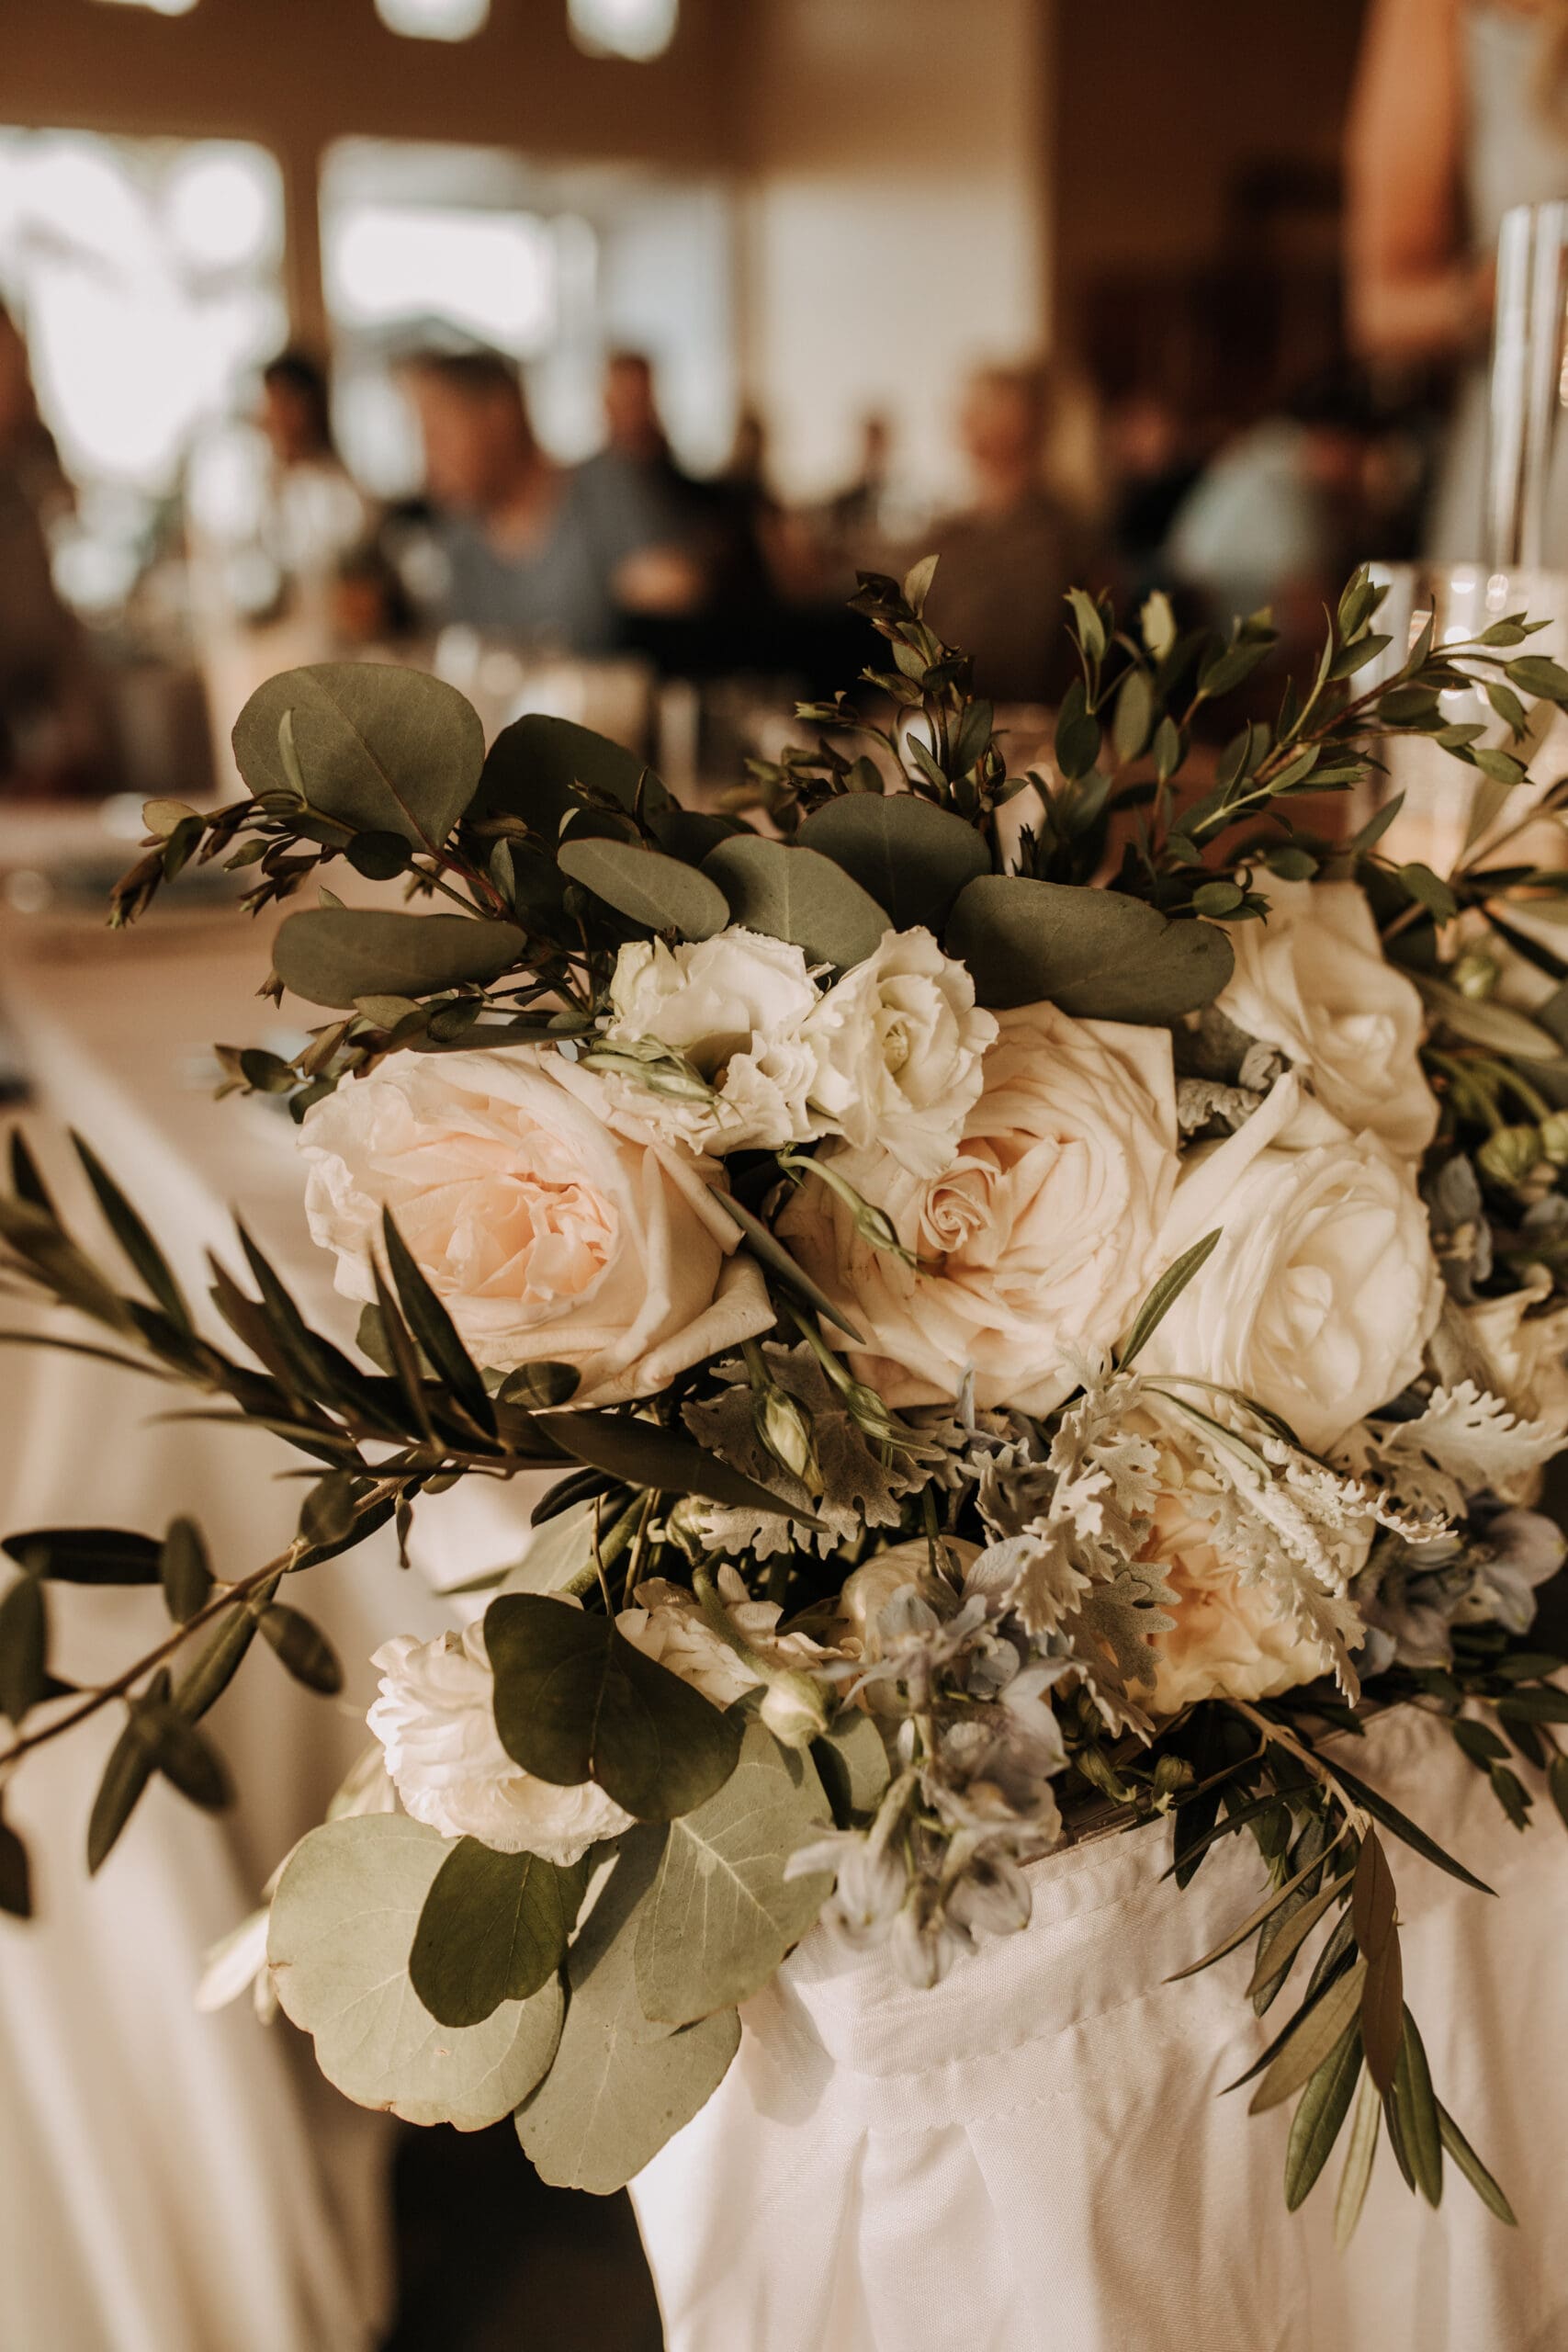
[0,901,536,2352]
[632,1702,1568,2352]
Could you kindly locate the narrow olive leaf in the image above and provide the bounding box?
[87,1713,157,1873]
[1391,2007,1444,2208]
[1246,1873,1348,2000]
[299,1474,359,1550]
[557,838,729,941]
[486,1594,743,1820]
[795,795,991,933]
[636,1724,835,2025]
[1335,2066,1383,2250]
[708,1189,865,1344]
[140,1701,231,1810]
[1249,1959,1367,2114]
[369,1264,437,1449]
[1120,1230,1222,1368]
[69,1133,192,1331]
[0,1814,31,1917]
[8,1128,57,1216]
[496,1362,580,1409]
[1159,1787,1292,1880]
[270,1815,564,2128]
[1360,1927,1404,2099]
[0,1570,47,1723]
[159,1517,212,1624]
[1327,1759,1494,1894]
[1549,1749,1568,1829]
[260,1604,344,1695]
[173,1600,265,1723]
[1437,2103,1517,2226]
[1412,972,1562,1060]
[1285,2027,1363,2211]
[0,1195,139,1335]
[410,1839,585,2027]
[1166,1838,1343,1983]
[381,1210,496,1435]
[546,1409,825,1527]
[3,1528,162,1585]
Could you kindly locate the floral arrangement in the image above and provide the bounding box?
[5,561,1568,2231]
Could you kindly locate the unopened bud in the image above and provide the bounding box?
[660,1495,710,1559]
[760,1672,832,1748]
[752,1386,823,1494]
[1450,949,1500,1001]
[1478,1124,1544,1187]
[1540,1110,1568,1167]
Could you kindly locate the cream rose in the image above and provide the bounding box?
[299,1046,771,1405]
[803,927,998,1179]
[603,929,822,1153]
[1139,1074,1442,1456]
[367,1619,633,1865]
[1216,877,1438,1159]
[777,1001,1179,1416]
[1466,1274,1568,1435]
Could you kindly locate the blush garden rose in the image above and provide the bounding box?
[299,1045,772,1404]
[778,1001,1179,1415]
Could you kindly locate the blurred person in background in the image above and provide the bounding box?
[924,360,1095,703]
[1100,386,1202,604]
[0,301,109,795]
[402,348,703,656]
[823,410,895,549]
[254,348,374,633]
[1164,367,1388,641]
[1347,0,1568,560]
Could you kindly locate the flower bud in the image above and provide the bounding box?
[1450,949,1500,1001]
[1540,1110,1568,1167]
[760,1672,832,1748]
[751,1385,823,1495]
[1478,1124,1544,1187]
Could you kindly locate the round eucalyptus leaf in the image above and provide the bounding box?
[232,664,485,850]
[945,874,1235,1018]
[795,795,990,933]
[515,1833,740,2194]
[345,830,412,880]
[410,1838,585,2027]
[702,835,888,968]
[485,1594,742,1820]
[470,714,665,841]
[557,838,729,941]
[635,1722,834,2026]
[268,1815,564,2129]
[273,909,529,1008]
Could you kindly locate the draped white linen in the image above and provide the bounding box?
[632,1702,1568,2352]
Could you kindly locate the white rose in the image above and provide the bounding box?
[777,1001,1179,1415]
[1465,1274,1568,1436]
[1217,877,1438,1159]
[1139,1073,1442,1456]
[299,1046,772,1405]
[603,929,822,1154]
[803,927,998,1179]
[615,1578,763,1708]
[367,1618,633,1865]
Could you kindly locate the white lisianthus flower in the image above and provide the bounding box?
[367,1617,633,1865]
[1216,877,1438,1159]
[778,1001,1179,1415]
[602,930,823,1153]
[1139,1073,1442,1456]
[299,1046,771,1404]
[616,1578,763,1708]
[803,927,998,1179]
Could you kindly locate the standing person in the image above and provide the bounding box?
[1347,0,1568,560]
[401,349,700,653]
[924,362,1090,704]
[0,302,108,795]
[254,348,372,632]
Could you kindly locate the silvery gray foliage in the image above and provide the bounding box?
[1354,1507,1566,1672]
[1424,1154,1495,1305]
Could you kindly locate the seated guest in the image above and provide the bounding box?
[254,347,372,629]
[401,349,699,653]
[925,361,1093,704]
[0,302,109,795]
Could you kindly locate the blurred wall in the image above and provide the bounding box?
[736,0,1051,503]
[1,0,745,340]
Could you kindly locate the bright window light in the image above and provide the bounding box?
[327,203,556,354]
[93,0,201,14]
[0,131,285,492]
[375,0,490,38]
[567,0,678,61]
